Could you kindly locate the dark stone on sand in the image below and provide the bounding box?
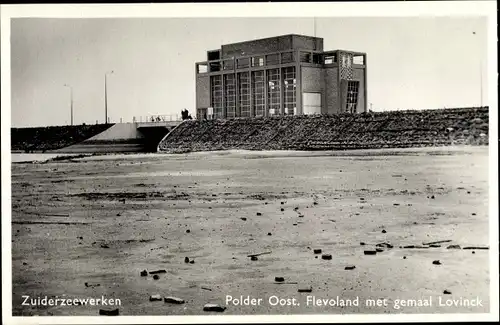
[376,242,394,248]
[23,262,27,265]
[376,248,384,253]
[364,250,377,255]
[298,287,312,293]
[281,202,285,205]
[360,242,366,246]
[251,256,258,261]
[293,223,297,226]
[472,213,476,216]
[153,275,160,280]
[381,229,387,233]
[149,269,167,274]
[100,244,110,248]
[186,229,191,233]
[99,308,119,316]
[280,208,284,212]
[403,256,407,259]
[313,249,322,254]
[345,266,356,270]
[313,202,318,205]
[432,260,442,265]
[184,257,190,263]
[240,217,247,221]
[275,276,285,282]
[431,195,435,199]
[165,296,185,304]
[321,254,332,260]
[443,290,451,295]
[267,232,272,236]
[140,270,148,276]
[463,246,489,250]
[189,260,195,264]
[150,294,162,301]
[429,244,441,248]
[393,203,400,206]
[256,212,262,216]
[203,304,226,312]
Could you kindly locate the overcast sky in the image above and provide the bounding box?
[10,16,488,127]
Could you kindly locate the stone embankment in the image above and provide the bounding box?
[158,107,489,153]
[11,124,113,152]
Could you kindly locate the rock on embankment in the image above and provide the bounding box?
[158,107,489,153]
[11,124,113,152]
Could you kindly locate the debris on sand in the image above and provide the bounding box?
[153,275,160,280]
[149,270,167,275]
[376,248,384,253]
[345,266,356,270]
[203,304,226,312]
[189,260,195,264]
[140,270,148,276]
[360,242,366,246]
[240,217,247,221]
[150,294,162,301]
[321,254,332,260]
[364,250,377,255]
[423,240,452,245]
[248,251,271,258]
[274,276,285,282]
[313,249,322,254]
[256,212,262,216]
[164,296,185,304]
[428,244,441,248]
[443,290,451,295]
[201,287,212,291]
[100,244,110,249]
[432,260,442,265]
[84,282,100,288]
[99,308,119,316]
[250,256,258,261]
[376,242,394,248]
[298,287,313,293]
[463,246,489,250]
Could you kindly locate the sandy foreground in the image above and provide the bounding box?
[10,147,490,316]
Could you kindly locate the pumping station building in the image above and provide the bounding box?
[195,34,367,120]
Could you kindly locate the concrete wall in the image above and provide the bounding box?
[353,68,366,113]
[292,35,323,51]
[301,66,324,114]
[324,67,340,114]
[221,35,323,59]
[84,123,144,142]
[196,75,210,109]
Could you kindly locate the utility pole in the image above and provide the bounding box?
[64,84,73,125]
[105,70,114,124]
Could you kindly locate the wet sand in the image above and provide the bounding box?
[11,147,490,315]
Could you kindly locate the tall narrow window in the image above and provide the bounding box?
[224,74,236,118]
[252,71,265,116]
[267,68,280,115]
[238,72,251,118]
[345,81,359,113]
[282,67,296,115]
[210,75,223,118]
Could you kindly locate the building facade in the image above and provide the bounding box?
[195,34,367,120]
